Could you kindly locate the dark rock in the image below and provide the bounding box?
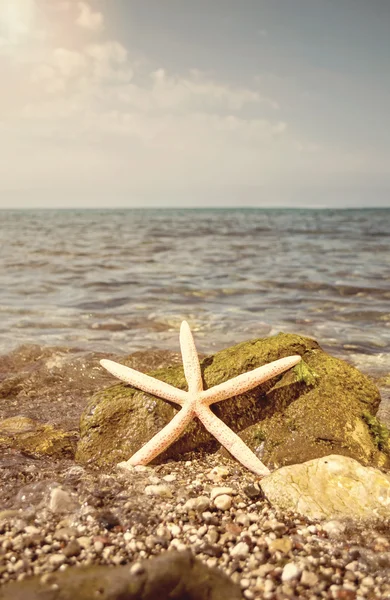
[0,550,243,600]
[63,539,81,558]
[96,510,121,530]
[243,483,264,500]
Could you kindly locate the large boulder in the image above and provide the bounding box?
[76,333,390,470]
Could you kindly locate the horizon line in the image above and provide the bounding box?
[0,205,389,211]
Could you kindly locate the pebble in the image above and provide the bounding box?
[281,562,302,582]
[183,496,210,512]
[268,537,293,554]
[207,466,230,482]
[301,570,319,587]
[210,487,236,500]
[144,484,172,498]
[62,540,81,558]
[1,456,390,600]
[49,489,77,514]
[323,520,347,538]
[213,494,232,511]
[48,554,66,567]
[230,541,249,559]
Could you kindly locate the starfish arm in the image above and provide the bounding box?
[100,359,187,405]
[128,405,194,466]
[179,321,203,394]
[201,355,302,405]
[197,404,270,477]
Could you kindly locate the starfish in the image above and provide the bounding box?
[100,321,301,476]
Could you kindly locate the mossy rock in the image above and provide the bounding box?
[76,333,389,470]
[241,348,390,470]
[0,416,76,458]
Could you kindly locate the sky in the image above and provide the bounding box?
[0,0,389,208]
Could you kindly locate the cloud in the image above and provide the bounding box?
[4,0,381,207]
[76,1,104,32]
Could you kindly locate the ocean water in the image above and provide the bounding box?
[1,208,390,379]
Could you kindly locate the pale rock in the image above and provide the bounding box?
[148,476,161,485]
[260,454,390,520]
[267,537,293,554]
[322,520,347,538]
[94,541,104,553]
[116,461,135,474]
[263,579,275,593]
[183,496,210,512]
[210,487,236,500]
[301,570,319,587]
[48,553,66,567]
[230,541,249,559]
[77,536,92,548]
[281,562,302,582]
[49,488,78,514]
[207,466,230,482]
[256,563,274,577]
[144,484,172,498]
[213,494,232,511]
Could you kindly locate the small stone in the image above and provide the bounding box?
[240,578,250,589]
[49,488,77,514]
[243,484,263,500]
[24,526,40,535]
[213,494,232,511]
[205,529,219,544]
[281,562,302,582]
[210,487,236,500]
[94,541,104,553]
[235,513,250,528]
[129,562,145,576]
[40,573,56,585]
[96,510,120,530]
[148,476,161,485]
[264,579,275,593]
[163,474,176,482]
[168,524,181,537]
[144,484,172,498]
[117,461,135,473]
[301,570,319,587]
[361,576,374,587]
[268,537,293,554]
[207,466,229,482]
[230,541,249,559]
[49,554,66,567]
[53,527,79,541]
[256,563,274,577]
[183,496,210,512]
[62,540,81,558]
[323,520,347,538]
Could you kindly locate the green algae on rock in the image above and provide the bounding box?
[0,416,76,458]
[76,333,389,470]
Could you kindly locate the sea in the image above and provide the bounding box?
[1,208,390,390]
